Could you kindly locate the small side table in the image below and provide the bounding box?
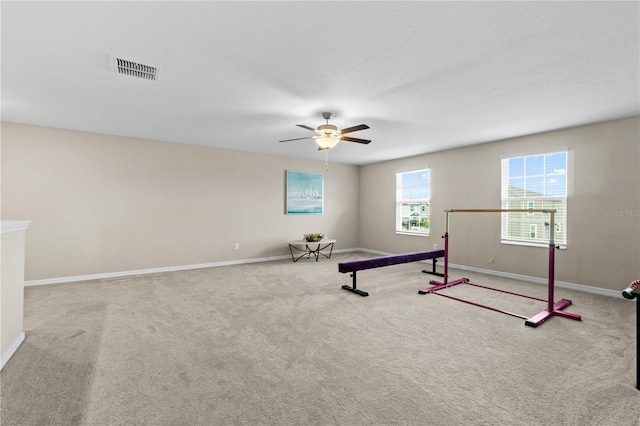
[288,239,336,262]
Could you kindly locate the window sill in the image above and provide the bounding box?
[396,231,430,237]
[501,239,567,250]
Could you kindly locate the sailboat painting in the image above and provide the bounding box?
[286,170,324,214]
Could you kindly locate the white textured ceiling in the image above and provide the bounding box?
[2,1,638,165]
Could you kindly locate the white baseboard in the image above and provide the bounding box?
[446,262,622,299]
[24,247,622,298]
[24,248,355,287]
[353,248,623,299]
[1,332,25,371]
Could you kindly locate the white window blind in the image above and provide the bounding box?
[501,152,567,246]
[396,169,430,235]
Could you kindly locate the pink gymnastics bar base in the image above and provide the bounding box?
[524,299,582,327]
[419,209,582,328]
[419,279,581,326]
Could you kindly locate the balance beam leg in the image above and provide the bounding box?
[422,258,444,277]
[341,271,369,297]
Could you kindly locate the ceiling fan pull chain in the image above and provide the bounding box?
[325,149,329,172]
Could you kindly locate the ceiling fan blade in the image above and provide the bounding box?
[340,136,371,144]
[339,124,369,134]
[296,124,316,132]
[279,137,314,143]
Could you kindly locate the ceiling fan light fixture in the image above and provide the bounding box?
[317,124,338,133]
[278,111,370,151]
[316,135,340,150]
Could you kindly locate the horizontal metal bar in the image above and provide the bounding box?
[445,209,556,214]
[432,292,528,320]
[465,281,547,302]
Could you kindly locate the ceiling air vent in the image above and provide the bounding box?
[112,57,158,81]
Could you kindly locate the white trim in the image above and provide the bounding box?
[351,248,621,298]
[501,239,567,250]
[23,247,622,299]
[447,262,622,299]
[0,332,25,371]
[357,248,393,256]
[395,231,430,237]
[24,248,355,286]
[1,220,31,234]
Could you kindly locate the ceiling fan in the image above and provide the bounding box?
[279,112,371,150]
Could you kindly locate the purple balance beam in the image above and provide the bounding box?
[339,250,445,296]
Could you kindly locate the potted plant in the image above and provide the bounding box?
[303,233,324,242]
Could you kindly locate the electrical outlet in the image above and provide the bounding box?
[234,243,240,250]
[433,244,438,250]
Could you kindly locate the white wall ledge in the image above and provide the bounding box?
[1,220,32,234]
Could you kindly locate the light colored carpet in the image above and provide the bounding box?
[1,252,638,425]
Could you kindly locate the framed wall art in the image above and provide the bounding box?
[286,170,324,214]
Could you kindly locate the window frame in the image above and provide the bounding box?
[501,152,568,248]
[396,169,430,236]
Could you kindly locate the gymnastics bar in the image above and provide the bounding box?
[419,209,581,327]
[339,250,445,297]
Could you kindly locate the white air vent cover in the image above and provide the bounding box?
[112,57,158,81]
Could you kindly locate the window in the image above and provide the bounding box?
[501,152,567,246]
[527,201,535,215]
[396,169,430,235]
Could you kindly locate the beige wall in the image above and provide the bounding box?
[1,123,360,281]
[3,118,638,291]
[360,117,640,291]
